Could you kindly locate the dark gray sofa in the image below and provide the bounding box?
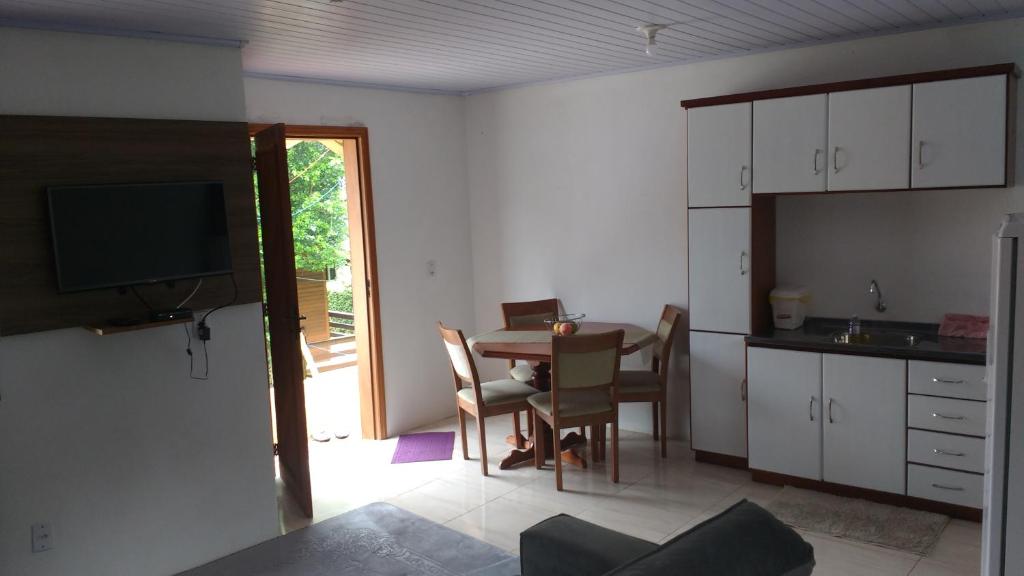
[519,500,815,576]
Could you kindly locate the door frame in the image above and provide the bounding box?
[250,123,387,440]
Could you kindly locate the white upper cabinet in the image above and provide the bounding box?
[688,102,752,207]
[753,94,828,194]
[688,208,750,334]
[748,347,823,480]
[822,354,907,494]
[912,75,1007,188]
[828,85,912,191]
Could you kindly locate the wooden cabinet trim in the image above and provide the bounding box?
[681,63,1018,108]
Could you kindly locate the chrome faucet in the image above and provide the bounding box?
[868,279,887,313]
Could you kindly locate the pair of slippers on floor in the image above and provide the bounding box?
[310,429,350,442]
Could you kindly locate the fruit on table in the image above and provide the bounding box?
[558,322,575,336]
[552,322,562,334]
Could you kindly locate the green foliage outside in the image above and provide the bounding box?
[287,140,349,273]
[328,287,354,313]
[253,139,353,316]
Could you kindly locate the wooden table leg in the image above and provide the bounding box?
[498,361,593,470]
[505,432,530,447]
[500,425,590,470]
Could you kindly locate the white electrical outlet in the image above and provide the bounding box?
[31,523,53,553]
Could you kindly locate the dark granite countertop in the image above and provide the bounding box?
[745,317,987,365]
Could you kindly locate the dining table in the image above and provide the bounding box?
[468,322,658,470]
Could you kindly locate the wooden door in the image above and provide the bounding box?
[912,75,1007,189]
[688,208,750,334]
[747,347,822,480]
[822,354,906,494]
[687,102,752,207]
[690,331,747,458]
[828,85,911,191]
[254,124,313,518]
[753,94,828,194]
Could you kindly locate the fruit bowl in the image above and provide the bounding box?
[545,313,586,336]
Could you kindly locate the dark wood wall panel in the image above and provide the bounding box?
[0,115,262,336]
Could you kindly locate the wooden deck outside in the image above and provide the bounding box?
[308,335,357,372]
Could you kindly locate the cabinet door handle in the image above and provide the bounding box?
[932,377,965,385]
[832,147,841,173]
[917,140,925,168]
[827,398,834,423]
[739,165,749,190]
[933,448,965,457]
[813,149,822,175]
[739,251,749,276]
[740,379,747,402]
[809,396,815,421]
[932,412,965,421]
[931,483,965,492]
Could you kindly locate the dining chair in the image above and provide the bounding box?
[501,298,561,439]
[437,322,539,476]
[529,330,624,491]
[500,298,561,382]
[616,305,687,458]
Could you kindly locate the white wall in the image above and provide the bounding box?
[0,28,278,576]
[776,188,1021,322]
[465,17,1024,436]
[244,77,475,435]
[0,27,246,121]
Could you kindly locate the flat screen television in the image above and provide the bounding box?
[48,181,233,293]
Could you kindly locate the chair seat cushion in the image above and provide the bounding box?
[618,371,661,395]
[458,379,537,407]
[510,364,535,382]
[528,390,612,418]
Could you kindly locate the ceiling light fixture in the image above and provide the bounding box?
[636,24,669,57]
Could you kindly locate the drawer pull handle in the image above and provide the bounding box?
[828,398,834,424]
[809,396,815,421]
[932,377,966,385]
[931,483,965,492]
[931,412,965,420]
[933,448,965,457]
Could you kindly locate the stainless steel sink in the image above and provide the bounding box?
[831,331,922,347]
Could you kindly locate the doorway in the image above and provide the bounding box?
[251,124,385,520]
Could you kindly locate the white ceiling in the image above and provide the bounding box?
[2,0,1023,94]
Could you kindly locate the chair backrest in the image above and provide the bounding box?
[437,322,484,403]
[654,305,688,376]
[550,330,624,419]
[501,298,560,328]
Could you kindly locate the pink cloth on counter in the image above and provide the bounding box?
[938,314,989,339]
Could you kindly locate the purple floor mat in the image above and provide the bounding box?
[391,431,456,464]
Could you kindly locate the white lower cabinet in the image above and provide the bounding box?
[822,354,907,494]
[748,347,822,480]
[747,349,907,495]
[908,464,983,508]
[690,331,747,459]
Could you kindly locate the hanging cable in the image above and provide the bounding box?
[176,278,203,310]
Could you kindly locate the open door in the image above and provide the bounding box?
[254,123,313,518]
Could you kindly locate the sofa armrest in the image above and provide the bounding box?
[520,514,658,576]
[606,500,815,576]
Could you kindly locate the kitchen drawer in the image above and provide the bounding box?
[908,361,986,401]
[908,395,986,437]
[907,464,983,508]
[907,429,985,473]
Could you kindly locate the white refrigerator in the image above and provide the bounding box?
[984,213,1024,576]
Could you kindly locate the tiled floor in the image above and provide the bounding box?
[277,413,982,576]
